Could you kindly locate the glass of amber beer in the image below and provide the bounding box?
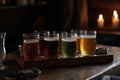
[44,31,59,58]
[22,33,40,61]
[71,30,82,54]
[80,30,96,56]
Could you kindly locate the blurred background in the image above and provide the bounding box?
[0,0,120,52]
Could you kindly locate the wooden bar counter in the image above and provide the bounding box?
[2,45,120,80]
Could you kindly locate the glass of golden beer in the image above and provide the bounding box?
[80,30,96,56]
[22,33,40,61]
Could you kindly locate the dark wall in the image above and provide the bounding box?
[97,33,120,47]
[0,5,47,53]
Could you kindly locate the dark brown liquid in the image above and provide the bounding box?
[44,38,59,58]
[39,39,44,55]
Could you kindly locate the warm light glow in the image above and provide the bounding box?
[99,14,104,20]
[97,14,104,27]
[113,10,118,19]
[112,10,119,27]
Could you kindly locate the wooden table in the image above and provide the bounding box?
[2,45,120,80]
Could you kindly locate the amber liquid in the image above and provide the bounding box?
[80,35,96,56]
[23,39,40,61]
[76,38,81,53]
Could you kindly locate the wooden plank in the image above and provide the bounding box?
[24,54,113,69]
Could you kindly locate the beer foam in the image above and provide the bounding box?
[44,37,58,41]
[81,35,96,38]
[62,38,76,42]
[24,39,39,43]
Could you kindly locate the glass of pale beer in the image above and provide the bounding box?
[80,30,96,56]
[22,33,40,61]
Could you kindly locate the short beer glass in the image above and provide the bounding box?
[61,32,76,58]
[80,30,96,56]
[44,31,59,58]
[71,30,81,54]
[22,33,40,61]
[34,30,46,58]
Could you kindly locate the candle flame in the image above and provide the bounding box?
[97,14,104,27]
[113,10,118,19]
[99,14,103,20]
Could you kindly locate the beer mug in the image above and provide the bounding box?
[34,30,46,58]
[22,33,40,61]
[61,32,76,58]
[80,30,96,56]
[71,30,81,54]
[44,31,59,58]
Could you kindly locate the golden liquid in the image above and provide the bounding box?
[76,38,81,53]
[80,35,96,56]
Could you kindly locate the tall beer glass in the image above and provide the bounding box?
[22,33,40,61]
[80,30,96,56]
[61,32,76,58]
[44,31,59,58]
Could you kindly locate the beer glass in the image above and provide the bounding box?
[71,30,81,54]
[22,33,40,61]
[34,30,46,58]
[44,31,59,58]
[61,32,76,58]
[80,30,96,56]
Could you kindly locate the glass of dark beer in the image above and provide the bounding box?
[44,31,59,58]
[22,33,40,61]
[34,30,47,58]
